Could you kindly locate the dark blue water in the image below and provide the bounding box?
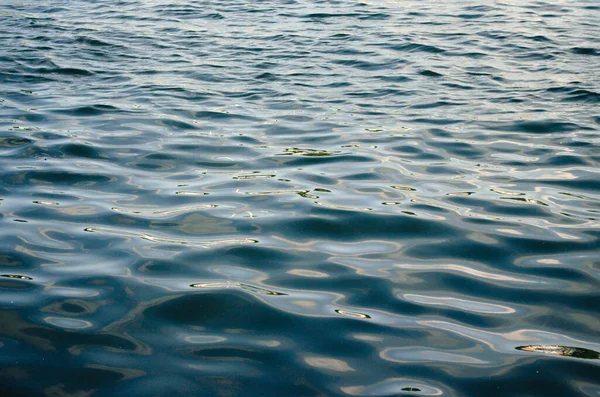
[1,1,600,396]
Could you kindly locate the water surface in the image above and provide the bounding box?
[1,0,599,396]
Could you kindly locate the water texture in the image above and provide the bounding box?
[1,0,599,396]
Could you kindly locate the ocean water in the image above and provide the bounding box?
[1,0,599,396]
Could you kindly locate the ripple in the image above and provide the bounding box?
[516,345,600,360]
[402,294,516,314]
[83,227,258,248]
[190,281,287,296]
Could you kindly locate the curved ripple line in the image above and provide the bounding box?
[83,227,257,247]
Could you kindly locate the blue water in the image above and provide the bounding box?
[1,1,599,396]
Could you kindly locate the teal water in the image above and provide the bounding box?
[1,1,599,396]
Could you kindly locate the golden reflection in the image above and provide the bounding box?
[233,174,275,179]
[423,319,600,362]
[280,148,342,156]
[298,191,319,199]
[538,259,560,265]
[335,309,371,319]
[314,240,400,255]
[496,228,523,236]
[352,334,383,342]
[174,191,209,196]
[258,340,280,347]
[517,345,600,359]
[303,356,355,372]
[32,200,59,205]
[501,197,548,206]
[491,188,524,196]
[391,185,416,191]
[42,286,101,298]
[189,281,287,296]
[554,231,580,240]
[190,282,235,289]
[83,227,257,247]
[184,335,226,344]
[55,205,98,216]
[43,316,93,329]
[244,189,301,195]
[286,269,329,278]
[396,262,539,284]
[228,210,260,218]
[315,201,372,211]
[403,294,515,314]
[239,283,287,296]
[0,274,32,280]
[537,171,578,180]
[111,204,217,217]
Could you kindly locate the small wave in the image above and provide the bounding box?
[516,345,600,360]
